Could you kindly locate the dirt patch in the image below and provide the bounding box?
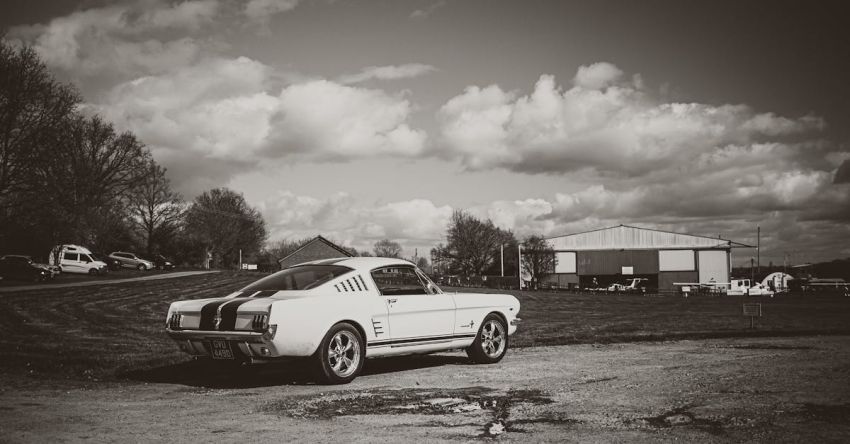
[262,387,557,438]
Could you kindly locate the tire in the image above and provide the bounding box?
[88,268,98,275]
[314,322,365,384]
[136,264,145,271]
[466,313,509,364]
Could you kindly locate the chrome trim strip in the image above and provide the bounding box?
[166,328,264,339]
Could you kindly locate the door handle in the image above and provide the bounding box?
[387,298,397,304]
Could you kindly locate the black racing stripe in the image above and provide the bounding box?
[218,298,257,330]
[369,333,478,347]
[197,292,254,329]
[198,298,229,330]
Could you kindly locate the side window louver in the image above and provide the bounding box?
[335,275,369,293]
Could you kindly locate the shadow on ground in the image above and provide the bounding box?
[119,354,469,388]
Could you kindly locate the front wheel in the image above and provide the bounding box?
[466,314,509,364]
[314,322,364,384]
[136,264,146,271]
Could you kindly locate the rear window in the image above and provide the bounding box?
[242,265,353,291]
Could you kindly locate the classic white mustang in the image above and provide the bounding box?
[166,257,521,383]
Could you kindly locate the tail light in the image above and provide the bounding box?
[251,314,269,331]
[168,312,183,330]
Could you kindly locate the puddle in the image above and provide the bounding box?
[637,405,724,436]
[263,387,560,438]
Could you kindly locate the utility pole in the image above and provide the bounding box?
[756,226,760,277]
[500,244,504,277]
[750,257,755,284]
[518,244,523,289]
[238,249,242,271]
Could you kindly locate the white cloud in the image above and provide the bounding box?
[573,62,624,90]
[438,64,829,177]
[259,192,453,255]
[269,80,426,159]
[95,57,426,192]
[410,1,447,20]
[8,0,301,83]
[338,64,437,84]
[244,0,301,21]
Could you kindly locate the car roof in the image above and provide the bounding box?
[299,256,415,271]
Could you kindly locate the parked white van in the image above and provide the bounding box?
[50,244,108,275]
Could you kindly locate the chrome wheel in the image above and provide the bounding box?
[327,330,361,378]
[480,319,506,358]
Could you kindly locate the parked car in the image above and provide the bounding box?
[92,252,122,271]
[0,255,54,282]
[148,254,175,270]
[48,244,107,275]
[109,252,154,270]
[166,257,521,384]
[60,251,108,275]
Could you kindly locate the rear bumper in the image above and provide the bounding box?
[166,329,264,340]
[166,328,281,360]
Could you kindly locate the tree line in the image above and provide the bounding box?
[0,39,266,267]
[432,210,556,287]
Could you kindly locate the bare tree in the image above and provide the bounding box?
[184,188,267,268]
[32,115,151,244]
[0,40,79,210]
[521,235,556,289]
[437,210,515,276]
[129,161,183,254]
[373,239,402,258]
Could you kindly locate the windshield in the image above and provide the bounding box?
[242,265,353,292]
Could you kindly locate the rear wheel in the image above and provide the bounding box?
[466,314,509,364]
[314,322,364,384]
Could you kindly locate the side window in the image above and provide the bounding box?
[81,255,92,263]
[371,267,428,296]
[416,269,442,295]
[64,253,78,261]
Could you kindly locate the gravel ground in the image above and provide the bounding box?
[1,335,849,443]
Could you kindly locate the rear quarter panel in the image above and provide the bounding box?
[267,293,387,356]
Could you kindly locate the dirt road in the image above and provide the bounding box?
[2,335,849,442]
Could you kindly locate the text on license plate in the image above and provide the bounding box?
[210,339,234,360]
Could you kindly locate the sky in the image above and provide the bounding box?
[4,0,850,265]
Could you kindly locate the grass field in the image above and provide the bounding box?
[1,272,848,383]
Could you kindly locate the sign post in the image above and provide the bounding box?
[742,303,762,329]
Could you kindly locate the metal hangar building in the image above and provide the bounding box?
[543,225,751,291]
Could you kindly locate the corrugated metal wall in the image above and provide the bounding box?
[577,250,659,275]
[549,225,733,251]
[658,271,699,290]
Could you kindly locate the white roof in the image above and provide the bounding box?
[546,225,750,251]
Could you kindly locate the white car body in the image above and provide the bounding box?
[166,257,520,368]
[50,245,107,275]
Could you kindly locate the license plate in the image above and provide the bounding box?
[210,339,234,360]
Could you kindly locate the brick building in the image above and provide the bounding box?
[277,236,354,269]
